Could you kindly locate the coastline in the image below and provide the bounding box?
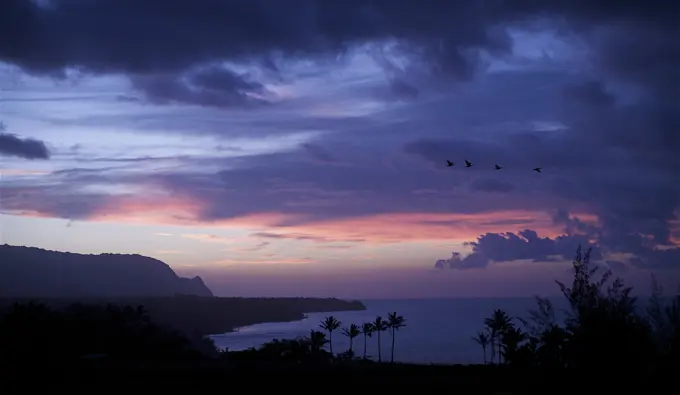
[217,312,308,334]
[0,296,366,336]
[207,299,365,335]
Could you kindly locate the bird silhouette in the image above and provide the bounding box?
[465,160,473,168]
[494,164,502,170]
[446,160,454,167]
[533,167,542,173]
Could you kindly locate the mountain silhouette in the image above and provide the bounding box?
[0,244,213,298]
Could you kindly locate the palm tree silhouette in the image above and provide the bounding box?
[319,315,341,355]
[472,331,490,364]
[361,322,374,359]
[307,330,328,354]
[386,312,406,363]
[499,326,525,363]
[485,309,512,364]
[372,316,388,362]
[341,323,361,356]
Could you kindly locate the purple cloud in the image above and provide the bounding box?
[0,123,50,160]
[1,0,678,272]
[434,229,601,270]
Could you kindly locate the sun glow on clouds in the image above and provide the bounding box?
[86,195,205,226]
[212,257,317,266]
[4,182,585,271]
[13,189,573,245]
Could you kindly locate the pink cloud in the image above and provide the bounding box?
[10,191,597,246]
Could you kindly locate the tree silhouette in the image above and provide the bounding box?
[307,330,328,354]
[386,311,406,363]
[554,245,653,371]
[500,325,525,364]
[474,245,675,378]
[319,315,341,355]
[484,309,512,364]
[0,302,200,362]
[647,275,680,368]
[360,322,374,359]
[371,316,388,362]
[472,331,489,364]
[341,323,361,356]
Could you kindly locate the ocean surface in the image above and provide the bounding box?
[210,297,568,365]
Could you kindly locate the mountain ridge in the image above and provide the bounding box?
[0,244,213,298]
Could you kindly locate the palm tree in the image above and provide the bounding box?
[319,315,341,355]
[307,330,328,354]
[360,322,374,359]
[341,324,361,356]
[500,326,525,364]
[485,309,512,364]
[386,312,406,363]
[472,331,490,364]
[372,316,388,362]
[488,330,497,364]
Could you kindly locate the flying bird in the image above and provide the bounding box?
[533,167,542,173]
[465,160,473,168]
[446,160,454,167]
[494,164,502,170]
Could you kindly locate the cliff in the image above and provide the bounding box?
[0,245,367,335]
[0,244,213,298]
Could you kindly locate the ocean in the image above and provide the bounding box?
[210,297,568,365]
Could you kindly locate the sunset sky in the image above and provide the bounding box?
[1,0,678,298]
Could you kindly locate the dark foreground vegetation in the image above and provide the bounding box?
[0,295,365,335]
[1,247,677,391]
[470,246,679,374]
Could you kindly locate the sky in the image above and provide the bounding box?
[1,0,679,298]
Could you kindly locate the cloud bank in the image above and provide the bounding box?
[1,0,678,274]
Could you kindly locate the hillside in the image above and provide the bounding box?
[0,245,366,334]
[0,296,367,335]
[0,244,213,298]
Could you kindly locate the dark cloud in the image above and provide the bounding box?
[0,0,517,106]
[1,0,679,270]
[0,0,512,76]
[406,14,680,268]
[0,123,50,160]
[6,1,674,106]
[461,229,600,267]
[128,66,275,108]
[434,229,603,270]
[434,252,485,270]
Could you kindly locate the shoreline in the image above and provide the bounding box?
[0,296,366,336]
[215,312,309,335]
